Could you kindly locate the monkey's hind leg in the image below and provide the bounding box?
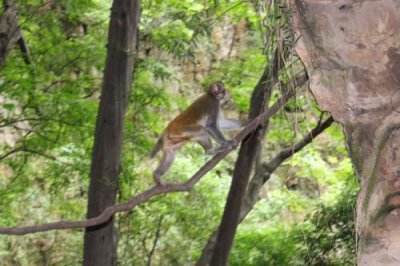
[195,134,213,155]
[196,135,230,155]
[153,149,176,186]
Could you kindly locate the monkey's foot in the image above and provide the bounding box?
[207,146,224,154]
[227,139,239,149]
[154,178,165,186]
[205,148,216,155]
[211,140,239,154]
[153,175,165,187]
[220,139,239,151]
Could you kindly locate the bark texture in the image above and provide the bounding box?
[0,0,30,67]
[83,0,140,265]
[291,0,400,264]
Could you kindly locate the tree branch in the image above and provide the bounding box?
[265,115,334,175]
[0,146,23,161]
[0,72,307,235]
[146,215,163,266]
[243,115,334,217]
[17,34,32,65]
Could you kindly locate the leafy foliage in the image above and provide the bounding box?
[230,172,357,266]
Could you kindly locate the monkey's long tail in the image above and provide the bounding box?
[149,134,163,159]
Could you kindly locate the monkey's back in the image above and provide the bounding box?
[166,94,218,138]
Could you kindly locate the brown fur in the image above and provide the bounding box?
[150,81,243,185]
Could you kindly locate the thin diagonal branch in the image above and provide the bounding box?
[244,115,334,212]
[17,34,32,65]
[0,72,307,235]
[147,215,163,266]
[0,146,23,161]
[265,115,334,175]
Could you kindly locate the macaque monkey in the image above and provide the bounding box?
[149,81,244,185]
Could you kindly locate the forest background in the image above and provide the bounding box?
[0,0,357,265]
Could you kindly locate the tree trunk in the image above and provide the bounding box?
[208,49,283,266]
[83,1,140,265]
[0,0,30,68]
[291,0,400,265]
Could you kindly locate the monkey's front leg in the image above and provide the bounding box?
[206,124,239,153]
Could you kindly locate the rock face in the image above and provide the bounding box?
[291,0,400,265]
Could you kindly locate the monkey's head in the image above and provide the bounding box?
[208,81,227,100]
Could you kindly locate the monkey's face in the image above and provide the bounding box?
[214,89,226,100]
[209,82,227,100]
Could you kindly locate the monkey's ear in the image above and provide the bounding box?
[209,83,219,94]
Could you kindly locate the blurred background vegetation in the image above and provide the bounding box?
[0,0,357,265]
